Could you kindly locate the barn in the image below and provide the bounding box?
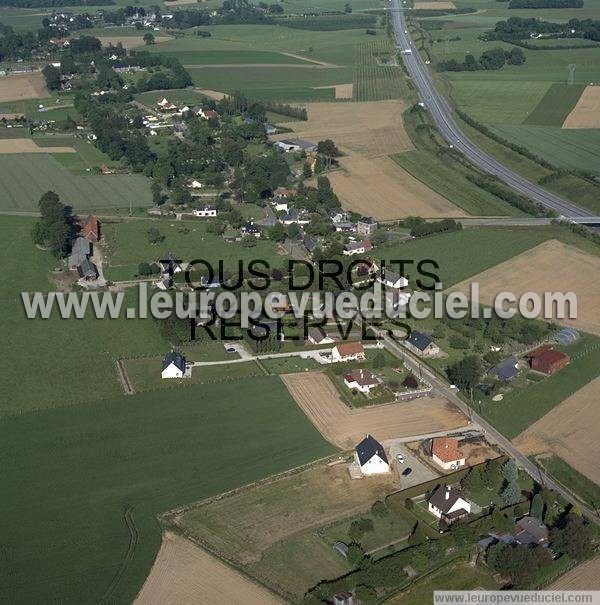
[529,346,570,375]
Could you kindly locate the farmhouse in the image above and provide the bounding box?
[82,215,100,242]
[431,437,465,470]
[428,485,471,525]
[68,236,92,269]
[404,331,439,357]
[489,355,520,381]
[156,97,177,112]
[343,239,372,256]
[356,217,377,236]
[331,341,365,362]
[192,205,217,218]
[354,434,389,475]
[161,351,186,379]
[344,369,382,394]
[307,326,334,345]
[528,346,570,375]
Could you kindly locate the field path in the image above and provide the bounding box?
[281,372,467,449]
[135,532,284,605]
[280,51,339,67]
[184,63,336,69]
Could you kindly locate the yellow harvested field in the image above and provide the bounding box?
[197,88,227,100]
[452,240,600,335]
[272,101,465,219]
[313,83,353,99]
[0,138,74,154]
[97,36,171,49]
[281,372,468,449]
[135,532,283,605]
[563,86,600,129]
[514,376,600,485]
[414,1,456,7]
[549,556,600,589]
[0,72,47,102]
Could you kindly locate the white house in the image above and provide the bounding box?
[428,485,471,525]
[378,268,409,290]
[331,342,365,362]
[185,179,204,189]
[198,108,219,120]
[273,200,289,212]
[193,205,217,218]
[355,435,390,476]
[431,437,466,471]
[161,351,186,379]
[343,239,372,256]
[344,369,382,394]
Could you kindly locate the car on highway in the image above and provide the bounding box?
[395,453,405,463]
[402,467,412,476]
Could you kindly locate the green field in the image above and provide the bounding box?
[539,456,600,509]
[33,136,115,174]
[0,377,334,604]
[0,155,152,212]
[524,83,586,127]
[152,49,313,65]
[102,218,284,281]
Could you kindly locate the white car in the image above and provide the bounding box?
[450,384,459,390]
[395,453,405,463]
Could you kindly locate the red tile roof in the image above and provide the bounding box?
[432,437,463,463]
[82,215,100,241]
[335,341,365,357]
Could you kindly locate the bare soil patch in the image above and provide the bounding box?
[452,240,600,336]
[272,101,465,219]
[197,88,227,100]
[135,532,283,605]
[97,36,171,49]
[0,138,74,154]
[414,1,456,7]
[549,556,600,589]
[0,72,47,102]
[562,85,600,129]
[313,83,353,99]
[281,372,467,449]
[281,52,338,67]
[513,376,600,485]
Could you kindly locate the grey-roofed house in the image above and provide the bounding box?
[161,351,186,378]
[68,236,93,269]
[275,138,317,153]
[307,326,334,345]
[489,355,520,381]
[77,258,99,281]
[303,235,318,254]
[354,434,389,475]
[514,516,548,547]
[404,331,439,357]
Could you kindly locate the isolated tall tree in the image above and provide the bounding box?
[501,459,519,483]
[446,355,482,390]
[501,480,521,506]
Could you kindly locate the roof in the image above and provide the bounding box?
[432,437,463,463]
[554,327,579,345]
[344,241,364,252]
[77,258,98,278]
[532,348,570,368]
[428,485,466,514]
[490,355,519,380]
[82,215,99,239]
[358,216,375,225]
[334,341,364,357]
[345,369,381,388]
[355,434,388,466]
[243,223,260,233]
[308,326,328,343]
[162,351,186,372]
[515,516,548,545]
[277,138,316,151]
[71,236,92,256]
[407,331,434,351]
[303,235,317,252]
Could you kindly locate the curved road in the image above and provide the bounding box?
[390,0,595,219]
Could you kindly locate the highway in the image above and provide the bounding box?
[390,0,595,219]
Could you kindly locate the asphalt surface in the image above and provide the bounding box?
[390,0,595,219]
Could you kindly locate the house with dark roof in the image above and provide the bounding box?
[404,331,439,357]
[356,216,378,236]
[514,516,549,547]
[162,351,186,379]
[378,268,409,290]
[489,355,520,381]
[241,223,261,238]
[307,326,334,345]
[68,236,92,269]
[428,485,471,525]
[77,258,99,281]
[344,369,382,394]
[354,434,389,475]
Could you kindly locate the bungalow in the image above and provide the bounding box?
[241,223,261,238]
[528,346,570,375]
[331,341,365,362]
[489,355,519,381]
[68,236,92,269]
[192,205,218,218]
[280,208,309,225]
[431,437,465,471]
[355,434,390,475]
[162,351,186,379]
[428,485,471,525]
[77,258,99,281]
[307,326,334,345]
[378,268,408,290]
[356,217,378,236]
[185,179,204,189]
[344,369,382,394]
[514,516,549,547]
[404,331,439,357]
[82,214,100,242]
[343,239,372,256]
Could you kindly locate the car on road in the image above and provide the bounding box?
[450,384,459,390]
[395,453,405,463]
[402,467,412,476]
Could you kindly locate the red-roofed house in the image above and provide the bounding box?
[344,369,382,393]
[332,341,365,362]
[199,108,219,120]
[529,347,570,375]
[82,215,100,242]
[431,437,465,470]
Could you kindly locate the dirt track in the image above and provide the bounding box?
[549,556,600,589]
[414,1,456,7]
[514,376,600,485]
[563,86,600,129]
[0,72,48,102]
[452,239,600,336]
[135,532,283,605]
[281,372,467,449]
[0,138,74,154]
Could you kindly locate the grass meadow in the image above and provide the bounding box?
[0,155,152,212]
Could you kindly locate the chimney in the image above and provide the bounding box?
[445,486,450,500]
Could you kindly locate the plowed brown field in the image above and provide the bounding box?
[563,86,600,129]
[0,72,47,102]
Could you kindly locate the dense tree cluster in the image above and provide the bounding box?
[487,16,600,42]
[0,0,112,7]
[505,0,583,8]
[31,192,76,258]
[437,46,525,71]
[410,218,462,237]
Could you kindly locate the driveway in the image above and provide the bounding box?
[385,441,438,489]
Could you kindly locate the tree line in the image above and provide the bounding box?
[437,46,525,71]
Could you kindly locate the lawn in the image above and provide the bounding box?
[102,218,285,281]
[478,333,600,439]
[260,355,321,374]
[0,376,334,604]
[538,455,600,509]
[0,154,152,212]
